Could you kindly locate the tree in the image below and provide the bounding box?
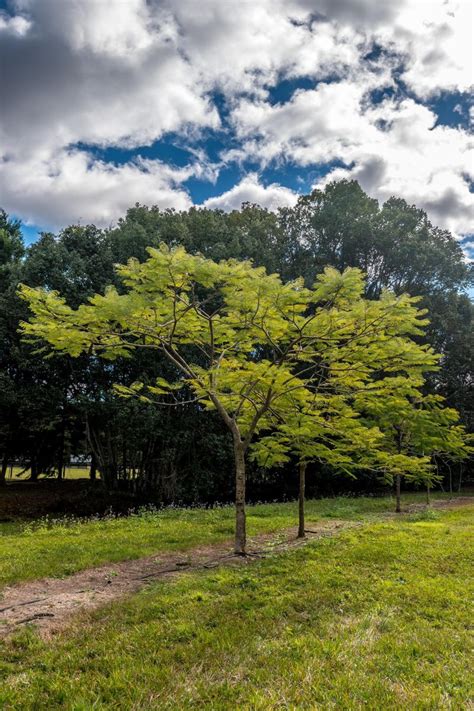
[0,211,25,484]
[424,291,474,435]
[354,377,471,512]
[0,210,24,270]
[108,203,285,274]
[20,246,318,552]
[278,180,473,462]
[251,394,383,537]
[20,246,441,552]
[279,180,470,296]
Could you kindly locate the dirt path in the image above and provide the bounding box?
[1,497,472,639]
[0,520,356,638]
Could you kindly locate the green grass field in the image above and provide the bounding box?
[0,492,462,590]
[0,501,472,709]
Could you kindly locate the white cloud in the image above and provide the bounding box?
[227,77,385,166]
[289,0,405,26]
[0,149,195,229]
[15,0,156,56]
[0,23,219,155]
[202,174,298,212]
[388,0,473,98]
[0,10,31,35]
[227,83,474,235]
[0,0,472,232]
[165,0,362,95]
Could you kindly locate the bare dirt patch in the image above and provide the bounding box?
[404,496,474,512]
[0,521,355,638]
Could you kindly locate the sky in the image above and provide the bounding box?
[0,0,473,255]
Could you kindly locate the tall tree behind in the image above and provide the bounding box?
[0,210,25,484]
[278,180,469,295]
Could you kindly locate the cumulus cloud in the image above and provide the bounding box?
[228,86,473,235]
[0,0,472,233]
[0,149,195,228]
[0,10,31,35]
[0,7,219,155]
[386,0,473,97]
[203,174,298,212]
[291,0,405,26]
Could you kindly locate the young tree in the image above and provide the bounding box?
[19,245,439,552]
[251,394,383,537]
[354,378,471,512]
[20,246,309,552]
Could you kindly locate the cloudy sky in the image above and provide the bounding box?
[0,0,473,254]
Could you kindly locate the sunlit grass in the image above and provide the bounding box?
[0,491,466,589]
[7,466,95,480]
[1,505,472,709]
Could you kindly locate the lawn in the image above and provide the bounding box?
[0,504,472,709]
[0,492,461,589]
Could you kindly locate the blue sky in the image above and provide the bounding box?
[0,0,472,254]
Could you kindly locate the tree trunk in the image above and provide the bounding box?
[30,459,39,482]
[394,428,404,513]
[89,452,97,481]
[57,427,65,480]
[298,461,306,538]
[426,482,431,506]
[395,474,401,513]
[233,436,246,555]
[0,452,8,487]
[448,462,453,495]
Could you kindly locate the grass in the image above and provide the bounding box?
[8,466,94,480]
[0,504,472,709]
[0,492,460,589]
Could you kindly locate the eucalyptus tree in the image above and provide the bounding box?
[279,180,469,296]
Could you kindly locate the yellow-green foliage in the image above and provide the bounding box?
[19,245,469,492]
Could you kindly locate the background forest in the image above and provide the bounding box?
[1,180,473,504]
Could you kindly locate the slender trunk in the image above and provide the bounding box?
[458,463,463,493]
[426,482,431,506]
[395,474,401,513]
[233,435,246,555]
[122,442,127,482]
[89,452,97,481]
[57,428,65,480]
[298,461,306,538]
[0,452,8,487]
[448,462,453,495]
[394,428,403,513]
[30,459,39,482]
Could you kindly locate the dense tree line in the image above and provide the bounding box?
[1,181,472,502]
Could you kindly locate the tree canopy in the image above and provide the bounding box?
[0,179,471,510]
[20,237,469,550]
